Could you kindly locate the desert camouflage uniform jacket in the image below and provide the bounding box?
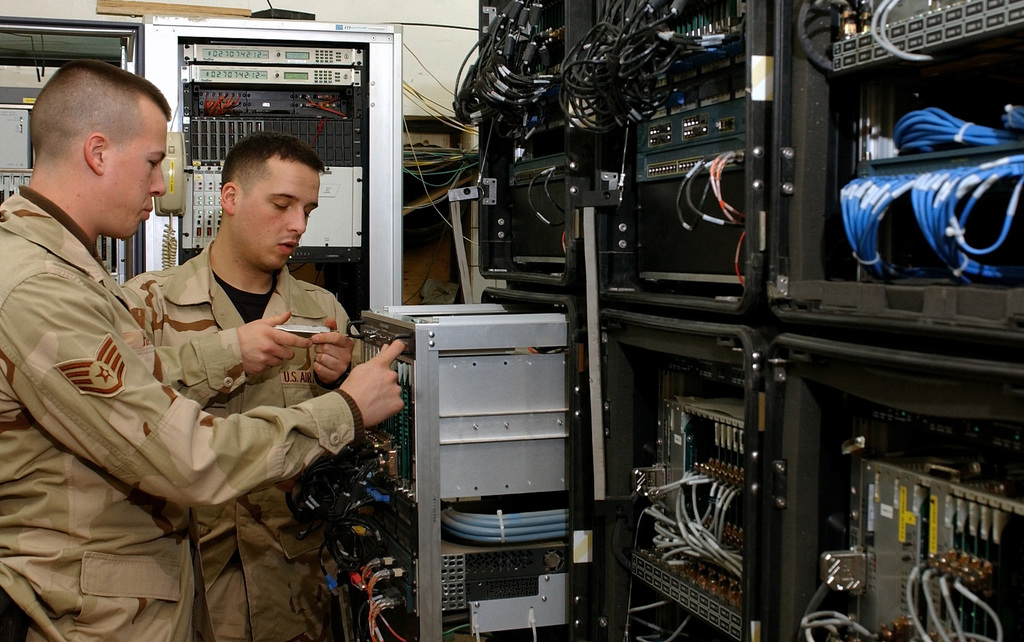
[0,189,359,642]
[123,247,352,641]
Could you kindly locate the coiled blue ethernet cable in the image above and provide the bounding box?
[910,155,1024,283]
[894,107,1021,153]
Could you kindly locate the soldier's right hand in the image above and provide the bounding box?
[339,340,406,428]
[237,311,313,376]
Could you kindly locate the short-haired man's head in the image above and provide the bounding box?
[30,59,171,164]
[221,131,325,188]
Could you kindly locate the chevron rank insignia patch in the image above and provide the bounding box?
[56,334,126,397]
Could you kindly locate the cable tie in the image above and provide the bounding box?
[497,509,506,543]
[954,121,973,144]
[853,251,881,266]
[952,256,969,278]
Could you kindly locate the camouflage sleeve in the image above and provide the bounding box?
[122,276,247,406]
[0,271,355,506]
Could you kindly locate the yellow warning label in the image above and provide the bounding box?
[929,495,938,555]
[899,485,916,543]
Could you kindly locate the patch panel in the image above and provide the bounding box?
[832,0,1024,72]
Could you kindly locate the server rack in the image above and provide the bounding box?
[772,0,1024,343]
[143,17,402,311]
[595,0,773,316]
[468,0,594,288]
[355,304,577,641]
[764,334,1024,641]
[479,287,596,640]
[599,310,768,642]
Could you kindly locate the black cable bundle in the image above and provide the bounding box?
[559,0,743,133]
[287,444,386,583]
[454,0,564,138]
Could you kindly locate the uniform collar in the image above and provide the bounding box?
[0,189,111,284]
[162,245,326,320]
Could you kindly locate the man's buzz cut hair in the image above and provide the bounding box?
[30,59,171,164]
[221,131,325,188]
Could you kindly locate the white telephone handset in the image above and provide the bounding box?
[154,132,185,216]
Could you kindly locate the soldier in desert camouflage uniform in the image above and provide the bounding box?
[123,132,358,642]
[0,60,405,642]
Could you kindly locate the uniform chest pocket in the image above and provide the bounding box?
[80,551,182,601]
[280,366,320,407]
[121,329,155,371]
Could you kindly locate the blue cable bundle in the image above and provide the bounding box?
[441,507,568,544]
[842,154,1024,284]
[893,107,1021,153]
[910,154,1024,283]
[841,175,916,279]
[1003,104,1024,132]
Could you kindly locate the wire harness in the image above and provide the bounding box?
[440,507,569,544]
[643,468,743,579]
[559,0,743,133]
[454,0,564,138]
[840,154,1024,284]
[286,444,390,590]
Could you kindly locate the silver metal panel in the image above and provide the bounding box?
[428,313,567,351]
[438,353,566,416]
[583,206,607,499]
[440,439,567,497]
[471,573,567,632]
[439,412,567,444]
[381,303,508,320]
[413,345,443,637]
[368,32,402,308]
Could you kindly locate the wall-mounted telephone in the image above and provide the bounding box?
[154,132,185,216]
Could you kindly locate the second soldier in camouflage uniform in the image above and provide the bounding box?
[124,132,353,642]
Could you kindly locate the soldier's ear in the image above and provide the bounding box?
[83,132,109,176]
[221,182,239,215]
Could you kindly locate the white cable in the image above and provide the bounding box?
[922,569,953,642]
[870,0,933,62]
[940,575,968,642]
[953,580,1004,642]
[906,565,931,641]
[628,600,669,613]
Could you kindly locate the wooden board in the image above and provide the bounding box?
[96,0,251,18]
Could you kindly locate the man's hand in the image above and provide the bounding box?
[339,341,406,427]
[237,311,312,376]
[310,318,354,385]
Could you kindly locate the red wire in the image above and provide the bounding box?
[734,230,746,286]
